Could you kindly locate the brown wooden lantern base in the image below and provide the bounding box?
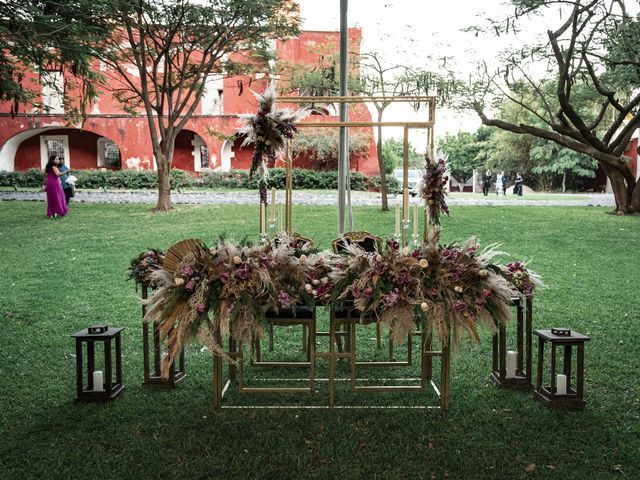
[490,371,532,390]
[535,386,586,410]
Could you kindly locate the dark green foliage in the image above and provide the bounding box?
[0,168,399,192]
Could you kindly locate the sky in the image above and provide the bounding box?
[295,0,517,149]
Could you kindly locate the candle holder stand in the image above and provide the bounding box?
[491,295,533,389]
[71,326,124,402]
[533,329,590,409]
[141,285,185,387]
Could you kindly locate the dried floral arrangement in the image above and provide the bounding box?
[238,84,307,202]
[136,240,541,375]
[420,156,449,243]
[128,249,164,288]
[330,238,514,348]
[143,236,316,376]
[500,261,543,298]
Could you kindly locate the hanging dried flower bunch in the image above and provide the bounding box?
[420,156,450,236]
[238,84,307,202]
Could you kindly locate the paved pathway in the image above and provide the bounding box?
[0,190,616,207]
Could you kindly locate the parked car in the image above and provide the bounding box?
[393,168,422,196]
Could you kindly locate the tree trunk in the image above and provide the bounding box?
[602,164,634,214]
[562,171,567,193]
[376,116,389,211]
[154,151,173,212]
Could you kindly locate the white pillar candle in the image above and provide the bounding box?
[413,204,418,237]
[556,374,567,395]
[277,203,283,233]
[506,351,517,378]
[395,203,400,236]
[93,370,104,392]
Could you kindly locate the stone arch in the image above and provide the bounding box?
[1,126,122,171]
[173,129,212,172]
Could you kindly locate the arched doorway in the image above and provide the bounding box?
[5,127,121,171]
[173,130,210,172]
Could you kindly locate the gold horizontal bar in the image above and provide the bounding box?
[355,361,410,367]
[279,95,436,103]
[423,351,443,356]
[250,361,311,368]
[295,121,434,128]
[315,352,351,358]
[353,385,424,392]
[239,387,311,394]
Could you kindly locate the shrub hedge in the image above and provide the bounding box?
[0,168,400,192]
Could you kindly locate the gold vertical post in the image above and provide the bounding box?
[285,140,293,234]
[402,127,409,247]
[440,336,451,411]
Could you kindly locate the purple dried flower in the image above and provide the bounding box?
[363,287,373,298]
[180,265,194,277]
[219,272,230,284]
[395,268,412,285]
[375,263,387,275]
[453,301,467,312]
[196,303,206,313]
[185,280,195,292]
[351,285,361,298]
[278,291,291,308]
[383,290,399,307]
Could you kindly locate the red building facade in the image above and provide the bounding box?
[0,28,380,175]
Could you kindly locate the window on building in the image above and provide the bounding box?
[41,70,64,114]
[200,144,209,169]
[202,74,224,115]
[97,138,121,168]
[40,135,70,168]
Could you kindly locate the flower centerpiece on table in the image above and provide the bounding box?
[331,238,514,349]
[143,236,319,376]
[128,249,164,289]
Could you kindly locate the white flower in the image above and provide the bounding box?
[479,269,488,277]
[299,255,308,263]
[402,247,410,255]
[321,277,329,285]
[419,259,429,268]
[312,290,317,296]
[375,254,383,262]
[209,248,217,255]
[454,286,464,293]
[312,279,320,286]
[174,277,185,286]
[420,302,429,312]
[233,256,242,265]
[304,283,313,293]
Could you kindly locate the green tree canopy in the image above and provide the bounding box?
[461,0,640,213]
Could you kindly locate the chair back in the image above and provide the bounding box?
[332,231,382,254]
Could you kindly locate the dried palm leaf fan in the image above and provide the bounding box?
[162,238,206,274]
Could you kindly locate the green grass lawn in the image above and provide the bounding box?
[1,201,638,479]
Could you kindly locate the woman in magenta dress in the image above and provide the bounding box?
[43,155,71,218]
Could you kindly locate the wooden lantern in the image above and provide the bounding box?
[71,326,124,402]
[141,285,185,387]
[491,295,533,389]
[534,328,590,409]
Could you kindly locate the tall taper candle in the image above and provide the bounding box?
[395,203,400,236]
[270,188,276,222]
[260,203,266,234]
[278,203,283,233]
[413,204,418,237]
[403,187,409,221]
